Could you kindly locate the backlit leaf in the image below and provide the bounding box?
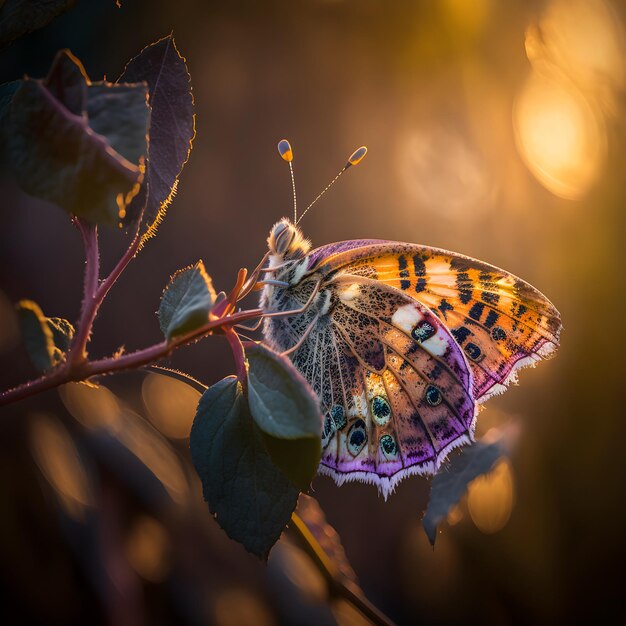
[190,376,300,559]
[1,50,149,225]
[158,261,216,340]
[118,35,195,227]
[17,300,74,371]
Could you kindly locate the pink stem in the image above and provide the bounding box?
[0,307,265,408]
[69,218,100,365]
[224,328,248,388]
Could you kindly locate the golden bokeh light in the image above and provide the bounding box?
[124,515,170,583]
[142,372,200,439]
[514,71,606,200]
[514,0,625,200]
[467,459,515,535]
[29,412,93,520]
[213,588,276,626]
[270,541,327,604]
[59,382,120,430]
[115,408,189,505]
[525,0,626,115]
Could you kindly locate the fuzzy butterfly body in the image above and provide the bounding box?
[260,219,561,499]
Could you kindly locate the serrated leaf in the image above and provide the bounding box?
[0,0,75,49]
[118,34,195,226]
[190,376,300,559]
[17,300,74,371]
[245,342,322,490]
[422,441,505,546]
[158,261,216,340]
[1,51,149,225]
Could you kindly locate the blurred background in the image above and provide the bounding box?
[1,0,625,624]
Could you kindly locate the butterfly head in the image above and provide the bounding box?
[267,218,311,263]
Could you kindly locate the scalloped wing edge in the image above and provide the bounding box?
[476,337,559,404]
[318,405,478,501]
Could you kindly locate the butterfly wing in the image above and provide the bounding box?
[307,240,562,402]
[263,274,477,499]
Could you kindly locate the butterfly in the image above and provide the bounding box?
[259,142,562,499]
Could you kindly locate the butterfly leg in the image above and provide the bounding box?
[234,317,265,332]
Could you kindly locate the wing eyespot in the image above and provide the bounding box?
[380,434,399,460]
[347,419,367,456]
[371,395,392,426]
[425,384,443,406]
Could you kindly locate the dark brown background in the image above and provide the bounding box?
[1,1,625,624]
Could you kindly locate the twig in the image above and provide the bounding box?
[290,512,397,626]
[70,218,100,365]
[224,327,247,388]
[0,306,264,408]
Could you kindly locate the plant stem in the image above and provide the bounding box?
[70,218,100,365]
[69,214,144,368]
[0,307,265,408]
[290,512,397,626]
[224,327,247,387]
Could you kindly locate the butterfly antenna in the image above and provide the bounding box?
[295,145,367,226]
[278,139,298,222]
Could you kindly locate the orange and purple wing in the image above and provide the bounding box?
[308,240,562,403]
[284,279,477,499]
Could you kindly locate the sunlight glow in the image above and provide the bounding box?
[467,459,515,534]
[29,413,92,520]
[514,0,625,199]
[514,72,605,200]
[142,373,200,439]
[125,515,170,583]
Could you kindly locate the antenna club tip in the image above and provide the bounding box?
[277,139,293,162]
[347,145,368,167]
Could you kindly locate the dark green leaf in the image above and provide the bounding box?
[0,0,75,49]
[422,441,505,546]
[2,51,149,225]
[259,433,321,492]
[17,300,73,371]
[158,261,216,340]
[118,35,195,226]
[245,342,322,439]
[190,376,300,559]
[245,342,322,490]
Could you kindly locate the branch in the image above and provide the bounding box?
[69,213,144,367]
[290,512,397,626]
[0,307,265,408]
[70,218,100,365]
